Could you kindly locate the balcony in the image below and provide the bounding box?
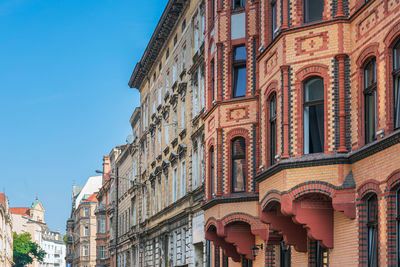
[65,253,74,261]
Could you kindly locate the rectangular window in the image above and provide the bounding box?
[211,60,215,102]
[367,194,378,267]
[364,58,377,144]
[99,246,105,259]
[99,218,105,233]
[181,101,186,129]
[84,226,89,236]
[158,179,162,212]
[269,94,277,165]
[151,182,155,215]
[393,42,400,128]
[165,122,169,145]
[271,0,278,39]
[173,168,178,202]
[83,245,88,256]
[180,161,186,198]
[304,0,324,23]
[84,207,89,217]
[304,77,324,154]
[233,46,247,98]
[210,147,215,197]
[233,0,246,9]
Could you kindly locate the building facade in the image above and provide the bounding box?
[128,0,206,266]
[11,198,66,267]
[41,229,66,267]
[203,0,400,266]
[66,176,102,267]
[0,193,13,267]
[95,155,112,267]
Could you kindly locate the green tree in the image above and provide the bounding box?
[13,232,46,267]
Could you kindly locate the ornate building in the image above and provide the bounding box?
[11,198,65,267]
[128,0,206,266]
[0,193,13,267]
[66,176,102,267]
[95,155,112,267]
[203,0,400,266]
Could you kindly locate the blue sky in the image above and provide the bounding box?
[0,0,165,234]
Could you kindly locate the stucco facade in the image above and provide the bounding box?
[66,176,101,267]
[127,0,206,266]
[203,0,400,266]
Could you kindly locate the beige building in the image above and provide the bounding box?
[127,0,206,265]
[11,198,65,267]
[0,193,13,267]
[66,176,102,267]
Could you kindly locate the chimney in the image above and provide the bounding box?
[102,155,111,183]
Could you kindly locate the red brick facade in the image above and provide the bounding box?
[203,0,400,266]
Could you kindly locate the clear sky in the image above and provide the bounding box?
[0,0,165,234]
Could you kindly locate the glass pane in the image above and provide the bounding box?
[367,194,378,223]
[233,159,245,192]
[234,46,247,61]
[232,138,245,156]
[364,59,376,88]
[368,227,378,267]
[394,41,400,70]
[395,75,400,128]
[305,78,324,102]
[304,104,324,154]
[305,0,323,22]
[365,92,376,143]
[271,2,277,36]
[233,66,247,97]
[270,95,276,118]
[270,121,276,165]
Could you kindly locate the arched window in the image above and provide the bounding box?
[393,40,400,129]
[304,0,323,23]
[364,58,377,144]
[366,194,378,267]
[232,137,246,193]
[269,94,277,165]
[209,147,215,197]
[303,77,324,154]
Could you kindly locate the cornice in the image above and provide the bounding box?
[256,130,400,183]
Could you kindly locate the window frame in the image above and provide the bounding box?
[271,0,278,39]
[233,0,246,10]
[304,0,324,23]
[231,137,246,193]
[232,45,247,98]
[269,93,277,166]
[393,40,400,129]
[303,76,325,154]
[209,147,215,197]
[366,193,378,267]
[397,188,400,265]
[363,57,377,144]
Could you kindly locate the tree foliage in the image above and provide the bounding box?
[13,232,46,267]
